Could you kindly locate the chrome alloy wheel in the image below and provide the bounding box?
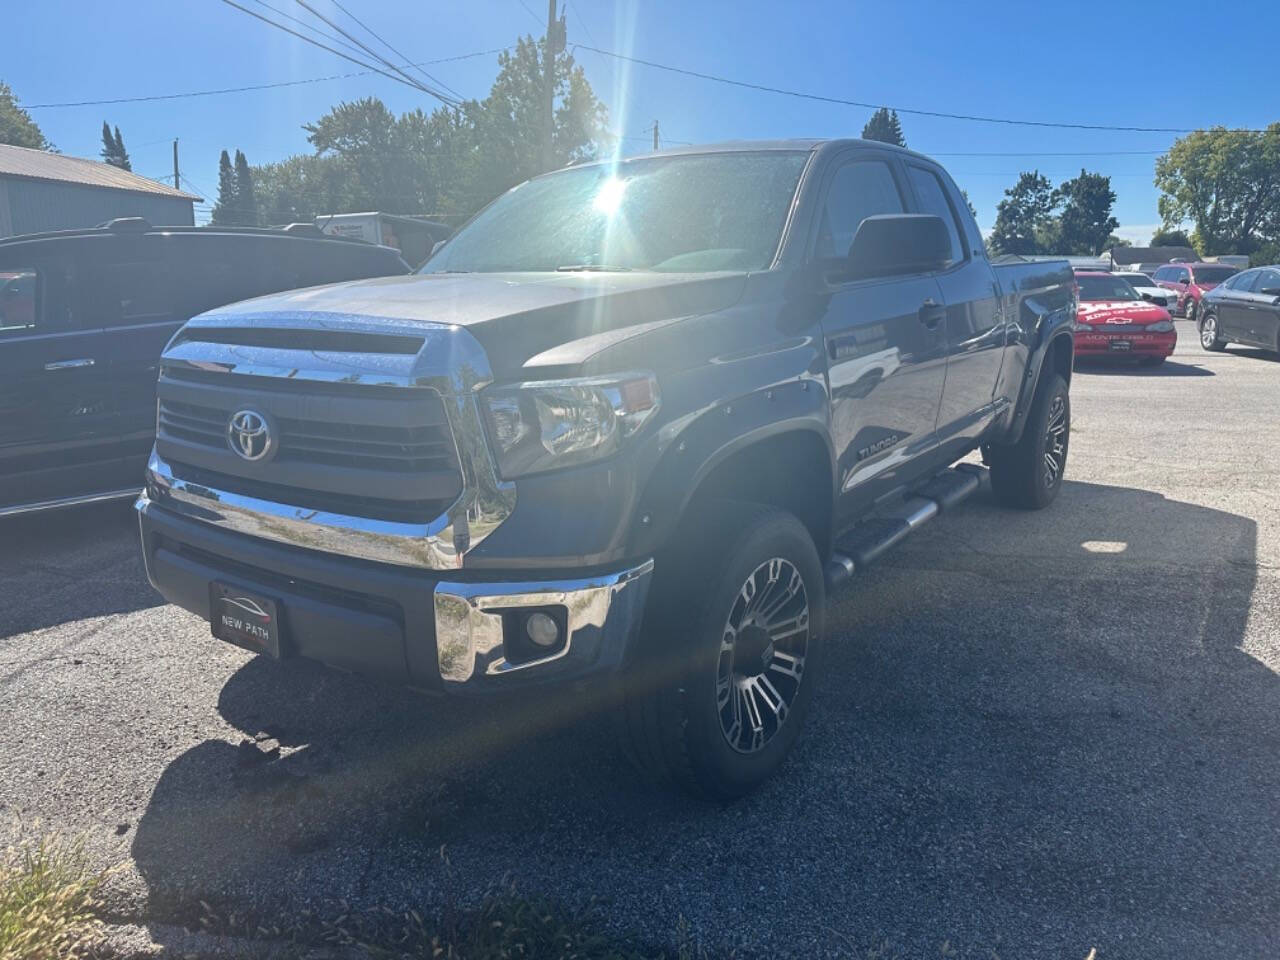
[1200,314,1218,349]
[716,557,809,754]
[1043,394,1067,488]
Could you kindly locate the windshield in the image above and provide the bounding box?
[422,152,809,274]
[1191,266,1238,284]
[1078,275,1140,301]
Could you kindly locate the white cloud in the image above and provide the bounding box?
[1113,223,1162,246]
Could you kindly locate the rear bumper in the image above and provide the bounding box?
[1073,330,1176,357]
[136,494,653,695]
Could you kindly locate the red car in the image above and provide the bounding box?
[1151,262,1238,322]
[1073,271,1176,364]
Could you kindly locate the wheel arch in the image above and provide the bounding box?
[632,409,837,564]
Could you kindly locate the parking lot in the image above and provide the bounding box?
[1,319,1277,958]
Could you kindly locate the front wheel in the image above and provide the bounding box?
[1199,311,1226,351]
[987,372,1070,510]
[620,503,825,800]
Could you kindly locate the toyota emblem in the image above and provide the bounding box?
[227,409,273,462]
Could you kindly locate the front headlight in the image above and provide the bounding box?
[1147,320,1175,332]
[480,371,660,478]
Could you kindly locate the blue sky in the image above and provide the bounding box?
[9,0,1279,240]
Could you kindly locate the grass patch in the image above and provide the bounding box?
[0,836,106,960]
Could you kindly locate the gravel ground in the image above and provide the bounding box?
[2,320,1278,958]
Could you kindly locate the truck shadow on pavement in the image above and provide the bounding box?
[0,501,162,640]
[130,480,1278,957]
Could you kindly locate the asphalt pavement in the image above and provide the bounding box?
[2,320,1278,958]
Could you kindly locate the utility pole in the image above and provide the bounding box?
[172,139,180,191]
[543,0,557,172]
[653,121,659,151]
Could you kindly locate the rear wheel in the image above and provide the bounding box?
[1184,298,1198,323]
[987,372,1070,510]
[1199,311,1226,351]
[620,502,824,800]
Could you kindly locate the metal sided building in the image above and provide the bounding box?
[0,143,199,238]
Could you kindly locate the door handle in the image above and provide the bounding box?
[918,298,946,330]
[44,358,95,371]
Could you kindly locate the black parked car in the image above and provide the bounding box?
[0,220,409,516]
[1198,265,1280,354]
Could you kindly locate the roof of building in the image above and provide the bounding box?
[0,143,200,201]
[1104,245,1198,266]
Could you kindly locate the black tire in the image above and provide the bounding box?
[620,502,825,800]
[1184,298,1198,323]
[987,372,1070,510]
[1199,311,1226,352]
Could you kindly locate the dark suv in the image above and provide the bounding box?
[0,221,408,516]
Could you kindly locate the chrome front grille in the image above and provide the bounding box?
[158,398,457,474]
[142,312,516,569]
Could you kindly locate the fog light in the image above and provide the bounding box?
[525,611,560,647]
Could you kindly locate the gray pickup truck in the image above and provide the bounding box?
[137,140,1075,798]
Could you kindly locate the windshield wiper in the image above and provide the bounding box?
[555,263,634,272]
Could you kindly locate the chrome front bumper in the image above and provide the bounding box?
[433,561,654,688]
[137,493,653,692]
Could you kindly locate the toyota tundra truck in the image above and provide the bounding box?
[136,140,1075,798]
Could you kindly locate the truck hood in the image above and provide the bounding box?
[203,271,749,376]
[1077,299,1171,324]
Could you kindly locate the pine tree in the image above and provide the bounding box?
[211,150,238,225]
[861,107,906,148]
[112,125,131,171]
[233,149,258,225]
[100,122,131,169]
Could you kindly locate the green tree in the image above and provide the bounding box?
[233,149,257,225]
[456,35,609,212]
[1150,228,1191,247]
[211,150,238,225]
[988,171,1057,255]
[861,107,906,147]
[100,122,131,170]
[1054,169,1118,255]
[1154,125,1280,256]
[258,37,609,224]
[0,81,52,150]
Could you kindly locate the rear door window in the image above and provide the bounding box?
[906,165,965,266]
[0,269,38,335]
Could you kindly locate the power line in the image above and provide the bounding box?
[25,48,506,109]
[247,0,369,60]
[573,44,1253,135]
[325,0,465,101]
[566,0,598,47]
[515,0,543,28]
[216,0,456,104]
[292,0,459,106]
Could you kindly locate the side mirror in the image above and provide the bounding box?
[845,214,952,281]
